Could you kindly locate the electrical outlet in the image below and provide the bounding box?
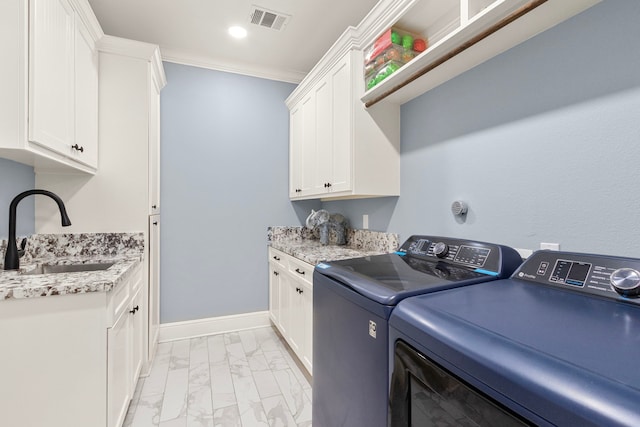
[540,242,560,251]
[363,214,369,230]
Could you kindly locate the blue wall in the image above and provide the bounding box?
[0,159,35,240]
[324,0,640,258]
[160,63,318,323]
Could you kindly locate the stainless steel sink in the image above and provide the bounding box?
[21,262,115,275]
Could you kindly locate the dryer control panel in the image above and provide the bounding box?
[398,235,522,278]
[514,250,640,304]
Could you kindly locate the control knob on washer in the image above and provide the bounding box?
[433,242,449,258]
[610,268,640,297]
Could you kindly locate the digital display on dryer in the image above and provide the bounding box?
[549,260,592,287]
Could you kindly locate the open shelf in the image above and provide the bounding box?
[361,0,601,107]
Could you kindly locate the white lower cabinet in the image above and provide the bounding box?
[108,298,133,427]
[268,247,313,374]
[0,262,144,427]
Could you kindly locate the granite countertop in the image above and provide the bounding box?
[270,239,389,265]
[268,226,399,265]
[0,233,144,301]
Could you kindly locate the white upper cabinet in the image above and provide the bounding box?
[0,0,102,173]
[28,0,75,157]
[287,34,401,201]
[73,12,99,168]
[360,0,602,106]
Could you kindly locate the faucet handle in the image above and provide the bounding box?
[18,238,27,258]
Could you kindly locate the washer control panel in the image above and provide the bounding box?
[514,250,640,304]
[398,235,522,277]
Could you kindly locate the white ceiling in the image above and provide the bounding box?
[87,0,380,83]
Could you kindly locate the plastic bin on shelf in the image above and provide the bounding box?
[364,28,427,90]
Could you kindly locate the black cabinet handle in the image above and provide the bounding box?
[273,271,279,276]
[273,256,281,261]
[129,305,139,314]
[71,144,84,152]
[153,221,158,225]
[295,268,305,275]
[152,205,157,209]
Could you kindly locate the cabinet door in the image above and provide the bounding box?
[73,15,98,168]
[278,273,293,341]
[329,55,352,193]
[300,94,316,195]
[28,0,75,156]
[268,263,281,325]
[288,278,305,356]
[107,308,132,427]
[313,78,332,194]
[131,287,144,389]
[148,215,161,361]
[149,71,161,214]
[301,281,313,372]
[289,104,304,197]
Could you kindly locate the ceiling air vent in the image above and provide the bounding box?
[249,5,291,31]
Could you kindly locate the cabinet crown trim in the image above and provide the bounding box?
[70,0,104,42]
[285,26,359,108]
[98,35,166,89]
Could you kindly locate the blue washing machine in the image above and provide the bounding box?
[388,250,640,426]
[312,235,522,427]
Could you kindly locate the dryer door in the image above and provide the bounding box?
[389,340,532,426]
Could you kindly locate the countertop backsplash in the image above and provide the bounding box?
[0,232,144,267]
[268,226,399,265]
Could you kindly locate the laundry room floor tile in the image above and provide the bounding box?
[124,326,311,427]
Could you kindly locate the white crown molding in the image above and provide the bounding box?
[98,35,167,90]
[71,0,104,42]
[285,25,360,107]
[158,311,270,342]
[160,48,306,84]
[98,35,160,60]
[151,47,167,90]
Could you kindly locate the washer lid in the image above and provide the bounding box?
[390,280,640,426]
[315,253,489,306]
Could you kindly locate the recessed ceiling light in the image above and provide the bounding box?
[228,26,247,39]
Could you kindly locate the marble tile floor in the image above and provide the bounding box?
[124,326,312,427]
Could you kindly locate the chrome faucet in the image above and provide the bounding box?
[4,189,72,270]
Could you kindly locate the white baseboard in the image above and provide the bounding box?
[159,311,271,342]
